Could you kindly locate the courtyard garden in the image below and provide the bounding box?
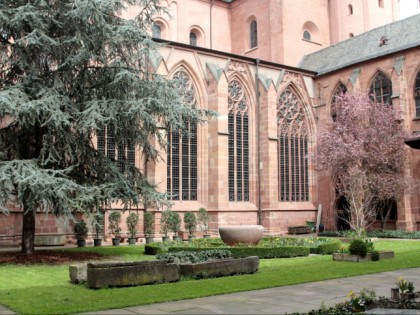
[1,238,420,314]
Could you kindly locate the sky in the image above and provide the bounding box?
[399,0,420,18]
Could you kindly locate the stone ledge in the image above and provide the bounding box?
[87,260,180,289]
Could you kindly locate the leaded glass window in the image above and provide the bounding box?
[97,125,135,173]
[228,80,249,202]
[250,20,258,49]
[152,23,161,39]
[415,70,420,117]
[369,72,392,104]
[277,89,309,202]
[167,70,198,201]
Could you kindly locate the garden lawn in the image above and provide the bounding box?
[1,240,420,315]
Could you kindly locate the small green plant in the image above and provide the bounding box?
[184,211,197,236]
[348,239,368,257]
[197,207,210,235]
[156,249,232,264]
[93,213,104,239]
[108,211,121,238]
[144,211,154,237]
[73,219,88,240]
[126,212,140,238]
[346,288,376,311]
[364,238,374,252]
[396,277,414,293]
[371,250,380,261]
[167,211,181,235]
[160,210,172,237]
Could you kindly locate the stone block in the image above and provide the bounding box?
[288,226,311,235]
[87,260,180,289]
[69,264,87,284]
[179,256,259,279]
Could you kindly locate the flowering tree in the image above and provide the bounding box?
[313,92,407,235]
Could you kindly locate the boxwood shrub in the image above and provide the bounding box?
[309,239,341,255]
[168,246,309,258]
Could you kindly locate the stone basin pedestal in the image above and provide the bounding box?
[219,225,264,246]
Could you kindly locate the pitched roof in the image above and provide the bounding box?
[298,14,420,75]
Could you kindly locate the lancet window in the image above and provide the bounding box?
[167,70,198,201]
[228,80,250,202]
[415,70,420,117]
[277,89,309,202]
[369,72,392,104]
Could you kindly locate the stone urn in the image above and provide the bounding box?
[219,225,264,246]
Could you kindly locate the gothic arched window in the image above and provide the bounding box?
[369,72,393,104]
[167,70,198,201]
[152,23,161,39]
[97,125,135,173]
[228,80,249,202]
[331,83,347,121]
[415,70,420,117]
[250,20,258,49]
[277,89,309,202]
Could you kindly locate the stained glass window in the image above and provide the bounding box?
[167,70,198,201]
[277,89,309,202]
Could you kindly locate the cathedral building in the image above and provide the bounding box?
[2,0,420,246]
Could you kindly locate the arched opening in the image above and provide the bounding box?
[250,20,258,49]
[189,31,197,46]
[152,23,161,39]
[348,4,353,15]
[303,30,311,41]
[369,71,393,104]
[414,70,420,117]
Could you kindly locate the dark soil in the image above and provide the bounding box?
[0,250,108,265]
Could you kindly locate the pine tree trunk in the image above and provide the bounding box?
[22,203,35,254]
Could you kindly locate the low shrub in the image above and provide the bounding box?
[371,250,380,261]
[348,239,368,257]
[367,230,420,239]
[169,246,309,259]
[311,240,341,255]
[156,249,232,264]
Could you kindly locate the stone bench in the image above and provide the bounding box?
[86,260,180,288]
[179,256,259,279]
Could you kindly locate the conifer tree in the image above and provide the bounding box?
[0,0,211,253]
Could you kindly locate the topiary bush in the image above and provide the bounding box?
[348,239,368,257]
[371,250,380,261]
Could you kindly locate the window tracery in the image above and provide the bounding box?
[369,72,392,104]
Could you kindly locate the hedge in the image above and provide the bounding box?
[168,246,310,259]
[309,239,341,255]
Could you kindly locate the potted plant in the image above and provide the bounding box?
[73,219,88,247]
[126,212,139,245]
[144,211,155,244]
[197,207,210,238]
[167,211,181,241]
[93,213,103,247]
[183,211,197,241]
[108,211,121,246]
[160,210,171,242]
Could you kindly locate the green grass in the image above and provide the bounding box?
[1,240,420,315]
